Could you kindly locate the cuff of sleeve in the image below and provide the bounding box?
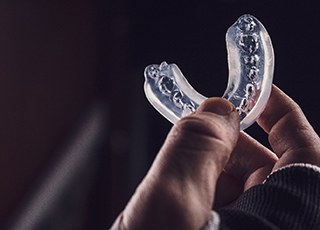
[263,163,320,184]
[232,162,320,229]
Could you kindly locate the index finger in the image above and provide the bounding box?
[257,85,320,167]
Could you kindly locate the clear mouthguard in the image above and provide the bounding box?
[144,14,274,130]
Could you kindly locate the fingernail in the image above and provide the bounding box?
[197,98,235,115]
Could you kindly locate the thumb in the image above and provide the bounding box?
[158,97,240,182]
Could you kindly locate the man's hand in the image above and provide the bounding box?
[111,85,320,229]
[111,98,240,229]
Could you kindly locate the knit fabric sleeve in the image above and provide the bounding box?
[202,164,320,230]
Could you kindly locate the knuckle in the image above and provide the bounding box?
[172,114,236,154]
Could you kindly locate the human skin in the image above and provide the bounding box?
[111,85,320,229]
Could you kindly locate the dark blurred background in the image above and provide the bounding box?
[0,0,319,229]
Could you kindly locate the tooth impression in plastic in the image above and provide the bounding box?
[144,14,274,130]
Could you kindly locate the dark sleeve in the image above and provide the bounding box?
[216,164,320,230]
